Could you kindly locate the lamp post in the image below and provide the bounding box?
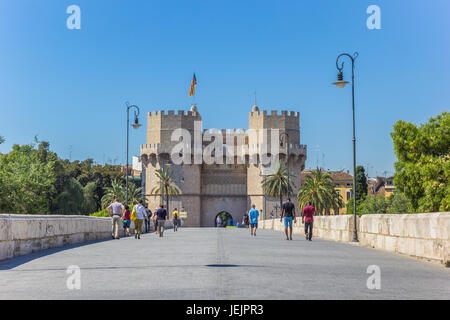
[279,132,290,197]
[126,102,142,206]
[332,52,359,242]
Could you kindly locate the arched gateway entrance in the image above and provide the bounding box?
[214,211,234,227]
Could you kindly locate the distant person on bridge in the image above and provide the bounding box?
[172,208,179,232]
[216,215,222,228]
[108,197,124,240]
[243,211,249,228]
[144,205,152,234]
[156,204,168,237]
[280,198,296,241]
[248,205,259,236]
[133,200,147,239]
[153,207,158,233]
[302,201,315,241]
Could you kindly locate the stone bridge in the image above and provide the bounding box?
[0,213,448,299]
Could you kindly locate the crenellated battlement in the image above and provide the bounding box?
[148,109,201,118]
[249,109,299,120]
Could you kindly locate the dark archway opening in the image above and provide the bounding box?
[214,211,234,227]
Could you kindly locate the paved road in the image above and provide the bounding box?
[0,228,449,299]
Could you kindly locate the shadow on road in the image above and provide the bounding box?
[0,238,111,270]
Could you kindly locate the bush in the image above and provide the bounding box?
[89,208,109,217]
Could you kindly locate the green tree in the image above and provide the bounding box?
[0,136,5,145]
[387,192,411,214]
[262,162,294,214]
[101,179,125,208]
[297,168,343,215]
[150,165,180,214]
[0,143,56,213]
[55,178,85,214]
[355,165,368,201]
[391,112,449,212]
[83,181,98,214]
[101,178,142,208]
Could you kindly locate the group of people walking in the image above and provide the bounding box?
[107,197,181,240]
[109,196,315,241]
[243,198,316,241]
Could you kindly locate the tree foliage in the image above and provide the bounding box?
[297,168,343,215]
[0,142,56,214]
[347,192,412,215]
[150,166,180,214]
[262,161,294,211]
[391,112,449,212]
[355,165,368,201]
[0,139,131,215]
[101,178,143,208]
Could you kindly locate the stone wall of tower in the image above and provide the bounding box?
[141,106,307,227]
[147,110,201,147]
[247,109,305,216]
[143,108,203,227]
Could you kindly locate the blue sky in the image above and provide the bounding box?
[0,0,449,176]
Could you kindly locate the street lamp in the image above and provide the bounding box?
[332,52,359,242]
[126,102,141,206]
[279,132,290,197]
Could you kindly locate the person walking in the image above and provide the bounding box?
[172,208,179,232]
[248,205,259,236]
[108,197,124,240]
[122,205,131,237]
[302,201,315,241]
[155,204,167,237]
[243,211,249,228]
[133,200,146,239]
[152,207,159,233]
[280,198,296,241]
[144,205,152,234]
[216,215,222,228]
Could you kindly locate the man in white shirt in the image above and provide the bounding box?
[133,199,147,239]
[108,197,124,239]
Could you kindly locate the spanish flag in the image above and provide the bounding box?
[189,73,197,97]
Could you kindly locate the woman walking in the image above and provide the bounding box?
[122,205,131,237]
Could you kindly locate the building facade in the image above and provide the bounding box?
[140,104,307,227]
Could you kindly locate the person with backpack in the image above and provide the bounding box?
[122,205,131,237]
[132,199,147,239]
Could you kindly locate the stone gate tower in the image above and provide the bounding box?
[140,104,307,227]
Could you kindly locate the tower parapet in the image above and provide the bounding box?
[147,106,201,146]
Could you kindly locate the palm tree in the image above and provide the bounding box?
[262,162,294,216]
[297,168,343,215]
[150,165,180,215]
[101,178,142,208]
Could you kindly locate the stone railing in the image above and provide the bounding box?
[260,212,450,266]
[0,214,174,261]
[359,213,449,266]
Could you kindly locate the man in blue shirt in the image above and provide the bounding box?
[248,204,259,236]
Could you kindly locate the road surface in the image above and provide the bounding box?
[0,227,448,299]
